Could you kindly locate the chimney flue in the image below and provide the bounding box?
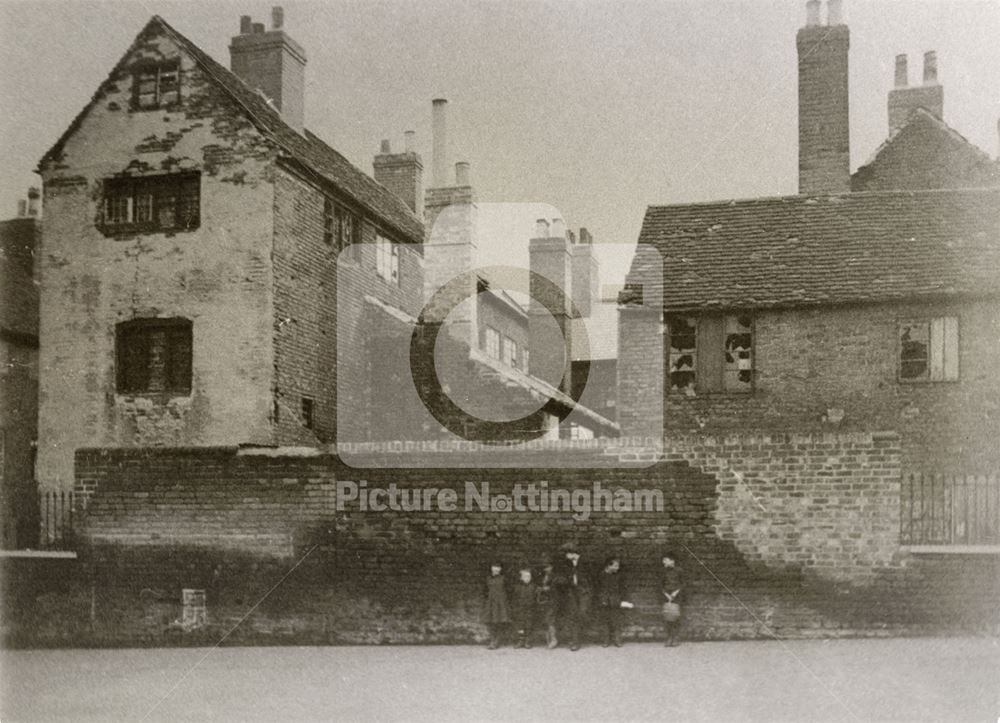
[455,161,470,187]
[551,218,566,239]
[252,22,265,34]
[431,99,449,188]
[535,219,550,238]
[923,50,938,85]
[27,187,40,217]
[894,54,908,87]
[240,15,252,34]
[380,139,391,154]
[827,0,843,26]
[805,0,820,26]
[271,6,284,30]
[404,130,416,153]
[17,199,27,217]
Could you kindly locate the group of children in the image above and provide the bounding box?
[482,543,685,650]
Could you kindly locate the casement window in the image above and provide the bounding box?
[502,336,519,368]
[115,318,192,395]
[485,327,501,360]
[666,313,754,394]
[375,234,399,284]
[899,317,958,382]
[323,197,335,246]
[301,397,315,429]
[133,60,180,110]
[101,173,200,232]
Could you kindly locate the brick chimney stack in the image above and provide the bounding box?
[570,227,599,319]
[431,99,449,189]
[229,6,307,134]
[373,134,424,216]
[797,0,851,194]
[888,50,944,133]
[529,220,573,395]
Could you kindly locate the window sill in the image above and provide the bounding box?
[115,392,192,402]
[901,544,1000,555]
[98,223,199,239]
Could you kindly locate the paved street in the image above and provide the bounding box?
[1,637,997,722]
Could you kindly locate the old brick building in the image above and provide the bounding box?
[620,0,1000,478]
[1,192,41,548]
[35,12,425,494]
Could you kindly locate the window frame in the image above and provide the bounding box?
[131,59,181,111]
[502,335,519,368]
[375,233,399,285]
[100,173,201,235]
[485,326,501,361]
[115,317,193,396]
[665,312,755,396]
[897,316,960,384]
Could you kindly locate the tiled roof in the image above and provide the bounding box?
[41,16,423,243]
[629,188,1000,310]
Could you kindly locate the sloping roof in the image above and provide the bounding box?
[40,16,422,242]
[852,108,1000,192]
[629,188,1000,311]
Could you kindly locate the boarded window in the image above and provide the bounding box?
[899,317,958,382]
[134,60,181,110]
[301,397,315,429]
[116,318,192,394]
[667,313,753,394]
[102,174,200,232]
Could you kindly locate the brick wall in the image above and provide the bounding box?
[649,299,1000,473]
[853,112,1000,191]
[6,435,996,647]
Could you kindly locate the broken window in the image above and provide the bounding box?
[133,60,180,110]
[375,234,399,284]
[101,173,200,233]
[899,317,958,382]
[666,313,753,394]
[115,318,192,395]
[666,315,697,392]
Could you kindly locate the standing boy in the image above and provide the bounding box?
[595,555,628,647]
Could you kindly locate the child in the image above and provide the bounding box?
[511,565,538,649]
[482,560,510,649]
[595,555,628,647]
[536,555,558,649]
[661,551,684,647]
[554,541,590,651]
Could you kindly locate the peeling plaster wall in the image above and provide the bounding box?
[37,28,278,492]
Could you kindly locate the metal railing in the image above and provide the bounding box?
[901,473,1000,546]
[39,490,76,550]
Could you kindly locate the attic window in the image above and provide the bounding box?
[101,173,200,233]
[133,60,180,110]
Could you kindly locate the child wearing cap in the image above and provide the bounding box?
[661,551,685,647]
[536,555,559,649]
[511,565,538,649]
[555,542,590,651]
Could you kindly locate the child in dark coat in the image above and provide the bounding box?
[511,565,538,649]
[536,555,558,649]
[482,561,510,649]
[595,555,629,647]
[661,551,685,647]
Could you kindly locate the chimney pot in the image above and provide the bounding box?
[535,219,550,238]
[923,50,938,85]
[551,218,566,239]
[240,15,252,34]
[894,54,908,87]
[805,0,820,25]
[431,99,449,188]
[380,139,391,154]
[17,199,27,217]
[455,161,470,187]
[579,227,593,245]
[404,130,416,153]
[827,0,843,26]
[271,6,284,30]
[252,22,265,34]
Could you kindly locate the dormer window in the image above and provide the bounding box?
[101,173,200,233]
[133,60,180,110]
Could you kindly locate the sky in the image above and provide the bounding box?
[1,0,998,283]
